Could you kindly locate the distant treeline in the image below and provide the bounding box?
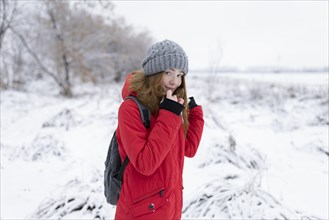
[192,66,329,73]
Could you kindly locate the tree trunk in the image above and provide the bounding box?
[60,82,72,97]
[47,4,72,97]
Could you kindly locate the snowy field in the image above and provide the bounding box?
[1,72,328,219]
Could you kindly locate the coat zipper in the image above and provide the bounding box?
[133,188,165,204]
[159,189,164,197]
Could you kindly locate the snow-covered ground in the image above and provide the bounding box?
[1,72,328,219]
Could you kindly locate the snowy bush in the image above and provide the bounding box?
[10,134,66,161]
[42,108,82,130]
[199,134,267,171]
[183,175,320,220]
[30,173,113,220]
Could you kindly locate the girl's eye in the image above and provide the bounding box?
[165,71,171,75]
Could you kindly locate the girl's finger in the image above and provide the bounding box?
[166,90,172,98]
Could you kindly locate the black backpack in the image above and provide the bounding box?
[104,96,150,205]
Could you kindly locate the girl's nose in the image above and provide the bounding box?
[169,76,178,85]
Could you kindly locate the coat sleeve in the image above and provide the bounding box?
[117,100,182,176]
[185,105,204,157]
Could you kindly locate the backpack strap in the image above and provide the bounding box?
[117,156,129,181]
[125,95,151,129]
[118,96,151,174]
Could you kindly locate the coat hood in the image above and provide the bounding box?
[121,73,135,99]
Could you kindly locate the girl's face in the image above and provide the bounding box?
[161,68,184,94]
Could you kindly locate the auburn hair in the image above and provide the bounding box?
[128,70,189,135]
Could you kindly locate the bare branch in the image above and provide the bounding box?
[10,26,63,87]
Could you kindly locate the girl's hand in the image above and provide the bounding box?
[166,90,184,105]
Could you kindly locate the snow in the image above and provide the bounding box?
[1,72,328,219]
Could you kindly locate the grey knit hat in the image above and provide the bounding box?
[142,39,188,76]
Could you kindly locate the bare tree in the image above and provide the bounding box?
[0,0,72,93]
[0,0,28,89]
[1,0,152,94]
[42,0,72,96]
[33,0,151,86]
[0,0,17,50]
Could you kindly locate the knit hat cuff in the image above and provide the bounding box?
[143,54,188,76]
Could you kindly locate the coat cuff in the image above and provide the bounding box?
[188,97,198,109]
[160,98,184,116]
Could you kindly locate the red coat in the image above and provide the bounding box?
[115,74,204,219]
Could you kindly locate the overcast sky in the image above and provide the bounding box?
[113,1,328,71]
